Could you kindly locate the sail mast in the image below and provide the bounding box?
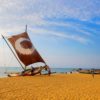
[1,34,25,70]
[25,25,27,32]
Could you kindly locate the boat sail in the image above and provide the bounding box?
[8,32,45,67]
[2,30,51,76]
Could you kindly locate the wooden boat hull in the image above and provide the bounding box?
[78,70,100,74]
[8,73,20,77]
[8,72,33,77]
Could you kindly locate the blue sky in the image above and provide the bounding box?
[0,0,100,68]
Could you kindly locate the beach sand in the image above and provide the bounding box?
[0,73,100,100]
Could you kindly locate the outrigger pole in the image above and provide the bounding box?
[1,34,25,70]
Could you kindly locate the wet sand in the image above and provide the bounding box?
[0,73,100,100]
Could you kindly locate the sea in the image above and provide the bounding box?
[0,67,76,78]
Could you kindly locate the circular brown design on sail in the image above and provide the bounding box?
[20,40,33,49]
[15,38,35,55]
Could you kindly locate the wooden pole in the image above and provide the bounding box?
[25,25,27,32]
[1,34,25,70]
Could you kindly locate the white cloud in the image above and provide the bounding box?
[0,0,99,68]
[0,1,99,44]
[44,21,93,36]
[0,0,100,21]
[29,28,89,44]
[0,0,99,29]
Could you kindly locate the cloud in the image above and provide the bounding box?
[43,20,93,36]
[0,0,100,24]
[0,0,100,68]
[29,28,89,44]
[0,0,99,43]
[0,0,100,20]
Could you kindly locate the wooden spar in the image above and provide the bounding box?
[25,25,27,32]
[1,34,25,70]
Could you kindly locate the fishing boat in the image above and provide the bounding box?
[1,26,51,77]
[77,68,100,74]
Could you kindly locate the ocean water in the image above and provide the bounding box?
[0,67,76,77]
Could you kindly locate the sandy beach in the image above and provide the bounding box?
[0,73,100,100]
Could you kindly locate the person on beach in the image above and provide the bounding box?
[70,71,72,74]
[91,69,94,78]
[31,66,35,75]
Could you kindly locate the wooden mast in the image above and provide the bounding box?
[25,25,27,32]
[1,34,25,70]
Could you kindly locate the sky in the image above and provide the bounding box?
[0,0,100,68]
